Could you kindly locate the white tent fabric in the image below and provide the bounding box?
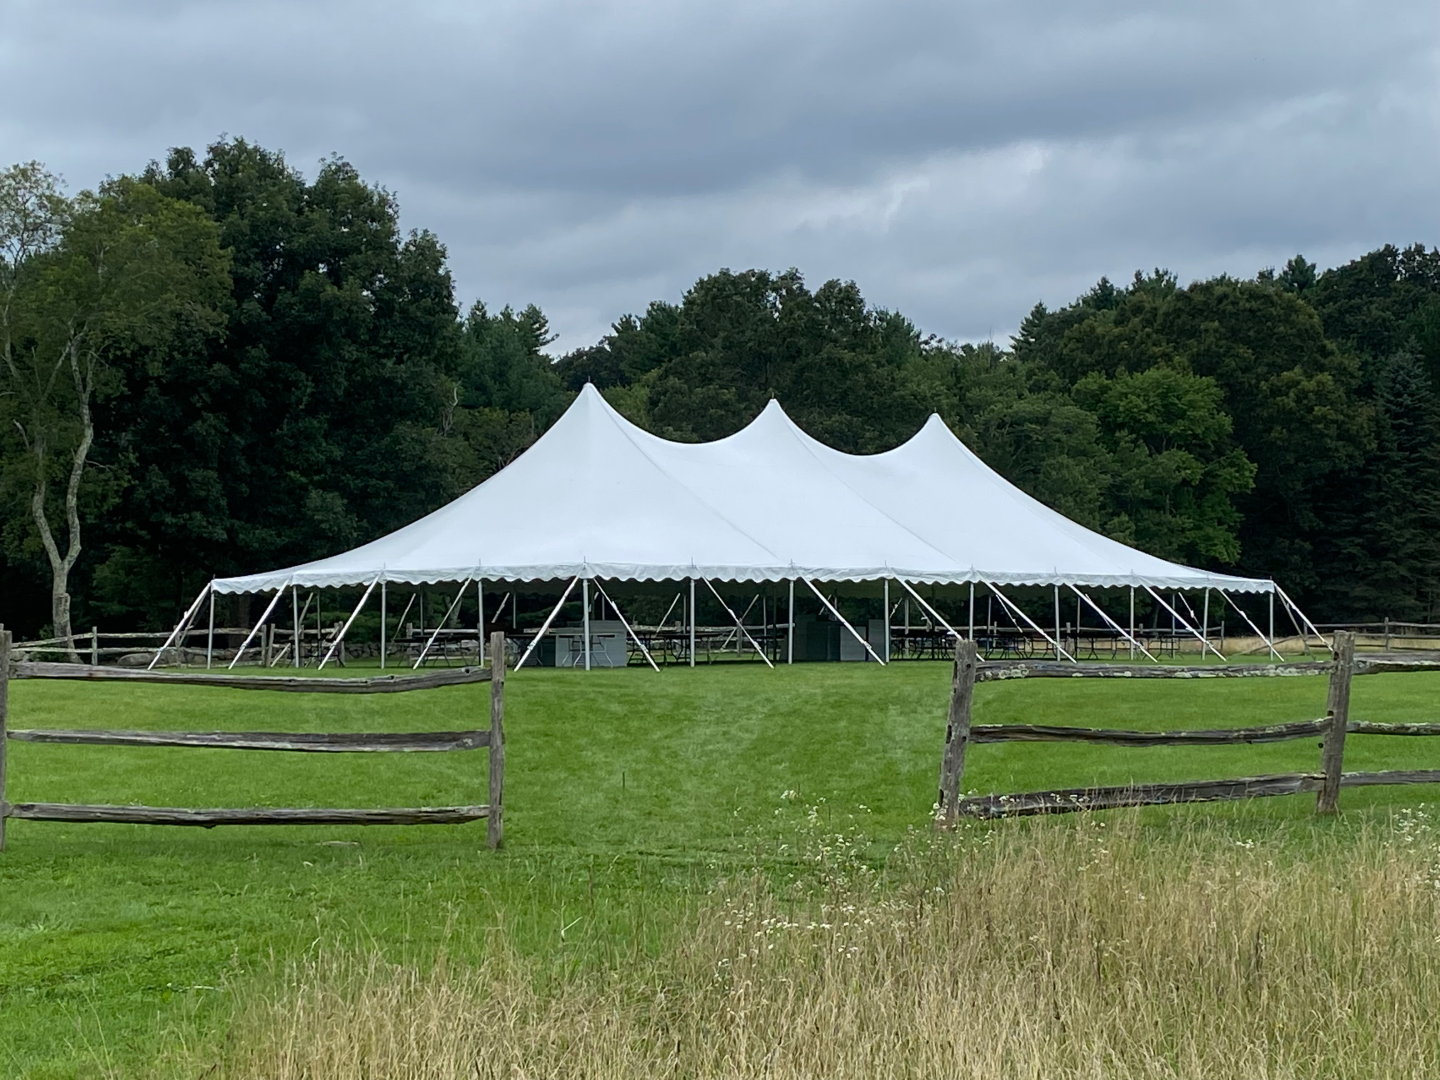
[211,383,1273,595]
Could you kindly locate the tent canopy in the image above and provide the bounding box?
[211,383,1273,595]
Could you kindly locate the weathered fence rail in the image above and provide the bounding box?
[0,628,507,850]
[937,632,1440,822]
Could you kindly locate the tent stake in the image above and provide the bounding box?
[515,577,581,670]
[320,576,381,669]
[591,579,661,671]
[802,578,885,665]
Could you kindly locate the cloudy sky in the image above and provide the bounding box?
[4,0,1438,351]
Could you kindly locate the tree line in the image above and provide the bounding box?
[3,138,1439,642]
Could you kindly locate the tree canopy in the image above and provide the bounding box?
[2,137,1438,635]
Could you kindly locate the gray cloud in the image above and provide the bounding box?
[4,0,1438,349]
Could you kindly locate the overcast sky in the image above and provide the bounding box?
[4,0,1438,352]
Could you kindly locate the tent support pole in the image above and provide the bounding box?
[293,585,302,668]
[1053,585,1061,661]
[1129,586,1135,661]
[320,576,381,670]
[787,579,794,664]
[1218,589,1282,661]
[896,578,959,639]
[988,582,1076,662]
[883,578,890,662]
[1269,592,1275,656]
[968,582,975,641]
[582,578,591,671]
[701,578,774,667]
[227,584,289,670]
[1143,586,1226,662]
[147,583,210,671]
[477,580,485,665]
[657,592,682,634]
[1274,584,1331,653]
[802,578,885,665]
[413,578,473,669]
[1203,588,1211,657]
[206,585,216,669]
[718,595,761,652]
[516,577,581,670]
[689,577,696,668]
[592,579,661,672]
[380,580,387,670]
[1069,584,1156,662]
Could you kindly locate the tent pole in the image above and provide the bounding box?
[380,579,387,670]
[896,578,959,639]
[1070,584,1156,662]
[477,579,485,665]
[592,579,661,672]
[147,582,210,671]
[802,578,885,664]
[689,577,696,668]
[293,585,301,668]
[702,578,773,667]
[988,582,1076,662]
[968,582,975,641]
[1053,585,1061,661]
[1143,586,1226,662]
[1129,586,1135,660]
[787,579,794,664]
[1203,588,1211,658]
[413,578,473,670]
[515,577,581,670]
[1218,588,1282,661]
[320,576,381,669]
[227,584,288,670]
[883,578,890,662]
[206,585,216,669]
[1269,591,1275,656]
[582,578,591,671]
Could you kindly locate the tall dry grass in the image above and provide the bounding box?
[213,809,1440,1079]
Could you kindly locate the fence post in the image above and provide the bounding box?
[1,626,10,851]
[488,630,505,850]
[937,638,978,827]
[1317,630,1355,814]
[91,627,98,667]
[1384,617,1391,651]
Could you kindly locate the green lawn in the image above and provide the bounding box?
[2,658,1438,1077]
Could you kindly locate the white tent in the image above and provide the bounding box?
[158,384,1318,668]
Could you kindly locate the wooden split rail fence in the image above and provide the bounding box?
[937,631,1440,822]
[0,628,506,850]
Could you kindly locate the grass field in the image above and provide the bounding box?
[3,657,1439,1076]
